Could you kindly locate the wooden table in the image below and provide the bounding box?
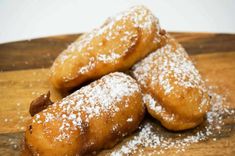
[0,32,235,155]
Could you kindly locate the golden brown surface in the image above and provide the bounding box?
[132,36,210,131]
[24,72,145,155]
[50,6,166,90]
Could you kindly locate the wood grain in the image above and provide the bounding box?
[1,32,235,71]
[0,32,235,155]
[0,69,65,133]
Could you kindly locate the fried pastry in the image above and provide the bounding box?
[131,35,210,131]
[25,72,145,155]
[50,6,166,90]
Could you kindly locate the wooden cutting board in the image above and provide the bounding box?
[0,32,235,156]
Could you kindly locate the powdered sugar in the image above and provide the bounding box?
[132,38,205,95]
[143,94,162,113]
[107,87,235,155]
[51,5,162,82]
[33,72,140,142]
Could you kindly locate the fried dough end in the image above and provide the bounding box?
[132,36,210,131]
[50,6,166,90]
[25,72,145,155]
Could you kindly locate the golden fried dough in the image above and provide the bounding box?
[50,6,166,90]
[131,35,210,131]
[25,72,145,155]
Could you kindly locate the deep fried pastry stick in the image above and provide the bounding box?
[25,72,145,155]
[132,35,210,131]
[50,6,166,90]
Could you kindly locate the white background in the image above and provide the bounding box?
[0,0,235,43]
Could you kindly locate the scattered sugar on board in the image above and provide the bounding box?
[33,72,140,142]
[2,102,30,151]
[108,86,235,155]
[2,101,30,132]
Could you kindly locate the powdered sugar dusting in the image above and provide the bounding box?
[51,5,161,82]
[33,72,140,142]
[107,87,235,155]
[143,94,163,113]
[132,38,205,95]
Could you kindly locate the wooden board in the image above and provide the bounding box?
[0,32,235,155]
